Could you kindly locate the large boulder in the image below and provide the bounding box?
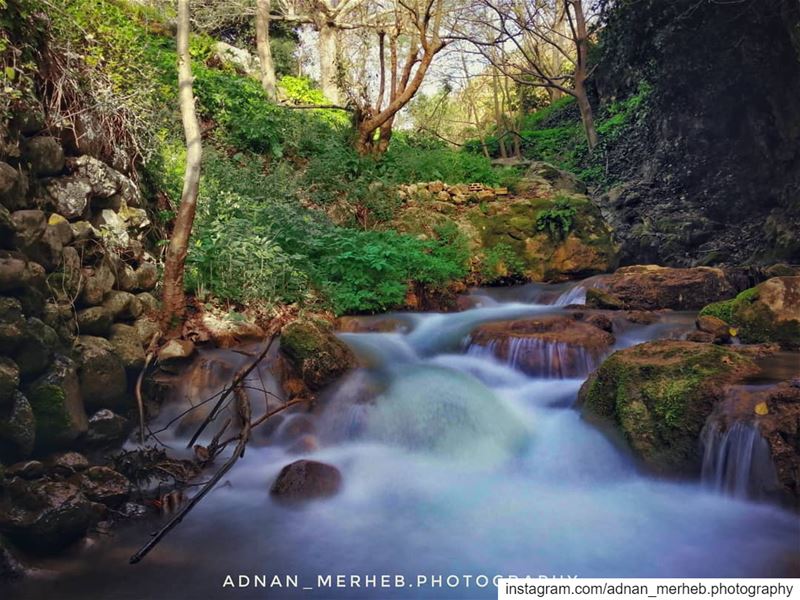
[699,277,800,349]
[102,290,142,321]
[108,323,146,372]
[705,380,800,507]
[26,355,88,450]
[21,136,65,176]
[13,318,59,379]
[133,262,158,292]
[280,319,357,390]
[0,391,36,461]
[579,341,761,474]
[79,261,115,306]
[76,306,113,336]
[469,316,615,377]
[0,479,99,553]
[270,460,342,502]
[74,336,128,412]
[586,265,737,310]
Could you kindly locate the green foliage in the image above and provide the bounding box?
[480,243,526,283]
[536,197,578,239]
[280,75,330,106]
[698,287,758,323]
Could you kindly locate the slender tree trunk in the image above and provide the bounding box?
[491,67,508,159]
[255,0,277,100]
[570,0,599,151]
[162,0,203,335]
[318,22,340,104]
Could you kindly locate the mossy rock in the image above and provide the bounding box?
[579,341,759,474]
[0,391,35,461]
[280,319,356,391]
[700,277,800,349]
[26,355,88,450]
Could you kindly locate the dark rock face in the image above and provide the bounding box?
[270,460,342,502]
[594,0,800,265]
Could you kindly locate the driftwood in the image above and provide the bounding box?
[130,386,253,564]
[185,336,275,449]
[135,353,154,443]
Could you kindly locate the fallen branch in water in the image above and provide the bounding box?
[130,385,252,564]
[135,353,154,443]
[217,397,311,447]
[185,336,275,449]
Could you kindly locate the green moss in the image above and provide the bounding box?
[580,342,755,473]
[26,383,71,448]
[280,322,327,362]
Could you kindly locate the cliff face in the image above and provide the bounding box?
[593,0,800,266]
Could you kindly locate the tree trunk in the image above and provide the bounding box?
[318,23,340,104]
[574,78,598,151]
[571,0,599,152]
[162,0,203,335]
[255,0,277,100]
[491,67,508,159]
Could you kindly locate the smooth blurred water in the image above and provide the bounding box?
[11,285,800,599]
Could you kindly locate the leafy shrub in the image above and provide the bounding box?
[536,198,578,239]
[480,243,526,283]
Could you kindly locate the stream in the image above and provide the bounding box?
[12,281,800,599]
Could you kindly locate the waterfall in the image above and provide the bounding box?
[467,337,604,378]
[554,284,587,306]
[700,421,779,500]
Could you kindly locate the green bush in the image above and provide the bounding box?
[480,243,526,283]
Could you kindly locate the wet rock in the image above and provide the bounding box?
[700,277,800,350]
[22,136,64,176]
[79,261,115,306]
[102,290,142,321]
[270,460,342,502]
[86,409,129,446]
[46,176,91,220]
[0,392,35,461]
[0,479,99,553]
[0,357,20,407]
[0,297,25,351]
[470,316,615,378]
[48,452,89,475]
[159,339,195,362]
[74,466,131,507]
[696,315,731,343]
[14,318,59,379]
[198,312,264,348]
[134,262,158,292]
[588,265,736,311]
[579,341,761,474]
[280,319,357,391]
[585,287,625,310]
[0,537,26,580]
[27,355,88,450]
[582,313,614,333]
[75,336,127,412]
[7,460,45,480]
[686,331,715,343]
[109,323,146,372]
[287,435,319,455]
[76,306,113,336]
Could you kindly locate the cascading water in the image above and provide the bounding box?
[12,281,800,600]
[700,421,780,500]
[466,337,606,378]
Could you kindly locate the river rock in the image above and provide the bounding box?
[136,292,159,314]
[695,315,731,343]
[27,355,88,450]
[80,262,115,306]
[0,205,14,249]
[22,136,64,176]
[0,357,20,407]
[46,176,91,220]
[85,409,129,446]
[159,339,195,362]
[700,277,800,349]
[133,316,159,347]
[73,466,131,507]
[10,209,46,248]
[109,323,146,372]
[469,316,615,378]
[7,460,45,480]
[587,265,736,311]
[280,319,357,390]
[0,391,35,461]
[585,287,626,310]
[0,254,44,293]
[579,341,761,474]
[76,306,113,336]
[270,460,342,502]
[75,336,128,411]
[48,451,90,474]
[0,479,99,552]
[0,161,19,198]
[67,155,120,199]
[102,290,142,321]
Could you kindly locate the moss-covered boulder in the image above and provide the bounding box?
[108,323,145,373]
[578,341,760,474]
[0,391,35,461]
[74,336,128,411]
[12,317,59,380]
[26,355,88,450]
[587,265,737,310]
[280,319,356,391]
[699,277,800,349]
